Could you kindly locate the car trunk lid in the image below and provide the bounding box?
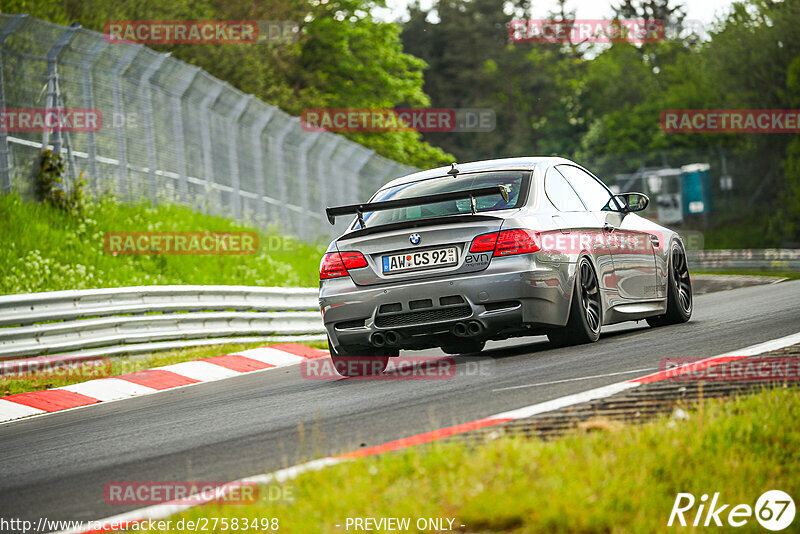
[336,213,511,286]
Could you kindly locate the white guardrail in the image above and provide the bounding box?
[0,286,325,364]
[687,249,800,271]
[1,250,797,368]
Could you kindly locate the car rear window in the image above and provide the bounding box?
[355,170,530,229]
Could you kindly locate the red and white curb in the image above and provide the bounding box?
[0,344,328,424]
[55,331,800,534]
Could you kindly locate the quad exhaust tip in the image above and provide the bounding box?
[453,321,484,337]
[375,323,483,345]
[467,321,483,336]
[384,331,400,346]
[452,322,469,337]
[371,331,400,347]
[370,332,386,347]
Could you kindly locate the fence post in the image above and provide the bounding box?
[374,161,397,191]
[251,106,276,223]
[228,94,251,220]
[295,130,321,237]
[45,23,79,157]
[111,45,141,200]
[80,38,107,184]
[199,82,223,208]
[335,143,362,208]
[139,52,167,204]
[352,148,375,202]
[0,14,27,194]
[271,118,295,233]
[171,66,199,203]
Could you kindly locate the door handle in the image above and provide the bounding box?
[603,223,615,232]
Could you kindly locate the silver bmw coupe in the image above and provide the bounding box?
[319,157,692,375]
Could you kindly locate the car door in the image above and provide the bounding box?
[556,165,659,302]
[542,166,616,300]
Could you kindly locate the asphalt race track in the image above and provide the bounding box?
[2,280,799,528]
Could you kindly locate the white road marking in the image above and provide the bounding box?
[712,331,800,357]
[156,361,243,381]
[492,367,657,392]
[58,378,158,402]
[0,399,47,422]
[235,347,306,366]
[491,381,640,420]
[489,331,800,420]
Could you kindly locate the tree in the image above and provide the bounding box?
[401,0,575,161]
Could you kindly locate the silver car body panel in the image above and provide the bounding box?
[319,157,681,352]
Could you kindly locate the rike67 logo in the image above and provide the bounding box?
[668,490,795,531]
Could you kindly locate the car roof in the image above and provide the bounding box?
[381,156,575,189]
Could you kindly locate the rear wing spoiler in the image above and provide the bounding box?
[325,185,510,227]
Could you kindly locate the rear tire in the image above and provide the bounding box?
[440,340,485,355]
[647,242,692,327]
[547,257,602,346]
[327,337,392,376]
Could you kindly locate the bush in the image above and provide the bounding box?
[32,149,87,218]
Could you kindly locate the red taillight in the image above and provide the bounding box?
[320,251,368,280]
[469,232,499,253]
[320,253,346,279]
[494,229,540,256]
[340,251,367,269]
[469,229,540,257]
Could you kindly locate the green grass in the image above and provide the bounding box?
[0,339,329,397]
[0,193,325,294]
[0,194,329,396]
[694,270,800,280]
[680,210,781,250]
[153,387,799,533]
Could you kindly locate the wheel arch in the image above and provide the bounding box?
[561,251,600,325]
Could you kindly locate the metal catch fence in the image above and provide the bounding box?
[0,14,417,240]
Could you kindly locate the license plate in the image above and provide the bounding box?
[382,247,458,273]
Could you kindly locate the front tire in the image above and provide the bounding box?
[547,257,602,346]
[328,337,392,376]
[647,242,692,327]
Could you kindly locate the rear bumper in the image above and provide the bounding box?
[319,256,574,351]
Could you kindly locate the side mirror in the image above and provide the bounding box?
[615,192,649,212]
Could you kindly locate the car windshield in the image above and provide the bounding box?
[355,170,530,229]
